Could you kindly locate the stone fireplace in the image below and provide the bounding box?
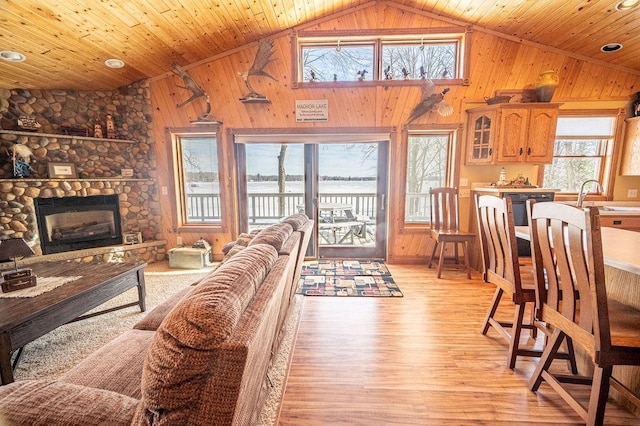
[35,194,123,254]
[0,83,166,265]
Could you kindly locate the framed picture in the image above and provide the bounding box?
[123,232,142,245]
[48,162,78,179]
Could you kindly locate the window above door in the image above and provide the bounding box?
[292,27,471,88]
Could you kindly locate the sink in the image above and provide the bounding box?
[596,206,640,212]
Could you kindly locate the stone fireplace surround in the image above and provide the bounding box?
[0,177,166,266]
[0,82,166,265]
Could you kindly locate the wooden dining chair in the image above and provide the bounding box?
[475,194,542,368]
[428,187,475,278]
[527,201,640,425]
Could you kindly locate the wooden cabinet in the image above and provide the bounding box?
[600,215,640,232]
[620,117,640,175]
[466,103,560,165]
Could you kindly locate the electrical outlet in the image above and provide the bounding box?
[628,189,638,198]
[176,236,183,246]
[161,186,168,195]
[459,188,471,198]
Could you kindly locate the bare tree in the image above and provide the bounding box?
[277,144,288,215]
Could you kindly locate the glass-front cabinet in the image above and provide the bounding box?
[466,110,496,164]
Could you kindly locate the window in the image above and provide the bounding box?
[170,130,223,226]
[405,130,454,223]
[542,116,616,192]
[381,40,456,80]
[294,28,469,86]
[301,43,375,82]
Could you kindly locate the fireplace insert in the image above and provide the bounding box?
[34,195,123,254]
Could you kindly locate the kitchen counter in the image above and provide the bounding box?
[472,187,560,194]
[581,201,640,216]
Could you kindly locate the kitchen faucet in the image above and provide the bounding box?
[576,179,603,208]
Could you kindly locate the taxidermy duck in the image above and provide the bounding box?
[238,39,277,102]
[407,79,454,123]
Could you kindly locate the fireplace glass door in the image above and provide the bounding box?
[34,195,123,254]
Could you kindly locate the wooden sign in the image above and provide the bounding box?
[296,100,328,122]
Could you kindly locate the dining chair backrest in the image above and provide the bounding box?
[527,200,600,359]
[475,194,522,294]
[430,187,461,232]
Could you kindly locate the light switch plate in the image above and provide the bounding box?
[460,177,469,187]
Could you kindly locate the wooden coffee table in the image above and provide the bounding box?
[0,260,147,385]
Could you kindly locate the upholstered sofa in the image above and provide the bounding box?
[0,214,313,426]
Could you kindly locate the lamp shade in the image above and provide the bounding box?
[0,238,35,263]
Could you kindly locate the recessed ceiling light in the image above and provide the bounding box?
[0,51,26,62]
[601,42,623,52]
[616,0,640,11]
[104,58,125,69]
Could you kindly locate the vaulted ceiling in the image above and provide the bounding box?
[1,0,639,91]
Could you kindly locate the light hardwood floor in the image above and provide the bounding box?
[277,264,640,425]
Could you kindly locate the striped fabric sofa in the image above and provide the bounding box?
[0,214,313,425]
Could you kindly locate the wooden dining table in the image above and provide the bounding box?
[515,225,640,413]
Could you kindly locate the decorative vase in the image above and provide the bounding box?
[535,70,559,102]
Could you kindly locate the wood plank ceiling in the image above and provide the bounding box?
[1,0,639,90]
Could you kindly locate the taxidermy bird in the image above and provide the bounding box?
[7,143,34,178]
[239,39,277,101]
[172,64,219,123]
[173,64,207,108]
[407,79,454,123]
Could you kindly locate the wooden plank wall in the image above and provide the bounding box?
[149,2,640,263]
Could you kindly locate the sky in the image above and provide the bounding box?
[245,143,378,177]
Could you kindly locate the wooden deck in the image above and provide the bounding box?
[277,264,640,425]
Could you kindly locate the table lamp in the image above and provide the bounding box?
[0,238,37,293]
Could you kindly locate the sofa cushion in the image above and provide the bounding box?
[0,380,138,426]
[163,243,278,349]
[60,329,155,399]
[137,244,278,424]
[133,285,193,331]
[282,213,309,230]
[221,232,254,255]
[221,242,246,263]
[248,222,293,252]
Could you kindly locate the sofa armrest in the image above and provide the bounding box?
[0,380,138,426]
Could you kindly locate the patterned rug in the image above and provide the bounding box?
[297,260,403,297]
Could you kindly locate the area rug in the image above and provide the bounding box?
[297,260,403,297]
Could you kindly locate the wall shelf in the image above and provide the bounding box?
[0,129,136,144]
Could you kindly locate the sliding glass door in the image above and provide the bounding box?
[315,142,386,259]
[235,134,389,260]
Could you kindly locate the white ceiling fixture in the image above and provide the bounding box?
[615,0,640,11]
[104,58,125,68]
[0,51,26,62]
[601,43,623,52]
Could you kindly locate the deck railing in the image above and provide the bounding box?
[187,192,432,223]
[186,192,380,223]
